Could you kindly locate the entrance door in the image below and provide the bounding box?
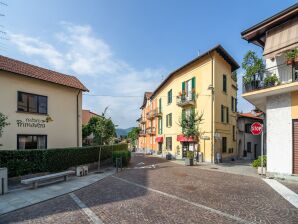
[158,143,162,152]
[182,142,189,158]
[293,120,298,174]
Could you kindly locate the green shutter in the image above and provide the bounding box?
[169,113,172,126]
[182,82,185,92]
[192,77,196,100]
[226,107,229,123]
[161,117,163,134]
[159,98,162,113]
[221,105,224,123]
[182,109,186,132]
[166,114,168,127]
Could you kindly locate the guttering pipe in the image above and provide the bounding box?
[77,90,80,147]
[208,51,215,163]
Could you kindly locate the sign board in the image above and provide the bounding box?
[201,136,210,140]
[251,122,263,135]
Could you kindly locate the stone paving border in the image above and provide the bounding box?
[69,193,103,224]
[111,175,251,224]
[263,178,298,208]
[0,170,115,216]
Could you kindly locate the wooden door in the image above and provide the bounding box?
[293,120,298,174]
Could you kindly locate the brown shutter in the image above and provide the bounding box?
[293,120,298,174]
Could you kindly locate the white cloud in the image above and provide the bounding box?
[9,22,165,128]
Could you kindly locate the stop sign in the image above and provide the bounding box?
[251,122,263,135]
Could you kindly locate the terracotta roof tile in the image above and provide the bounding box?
[239,112,264,120]
[0,55,89,91]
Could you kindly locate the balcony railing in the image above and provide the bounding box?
[146,108,162,119]
[242,63,297,93]
[176,94,196,107]
[146,127,156,135]
[139,130,146,136]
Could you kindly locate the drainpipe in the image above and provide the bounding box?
[208,52,215,163]
[77,90,81,147]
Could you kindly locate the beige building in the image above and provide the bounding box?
[0,55,88,150]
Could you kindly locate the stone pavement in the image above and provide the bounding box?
[0,169,115,216]
[1,154,298,223]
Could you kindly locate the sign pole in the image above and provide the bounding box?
[261,128,264,175]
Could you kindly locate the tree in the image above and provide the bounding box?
[242,51,265,84]
[178,110,204,140]
[127,127,141,147]
[0,112,10,137]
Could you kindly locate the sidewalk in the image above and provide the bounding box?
[0,169,115,216]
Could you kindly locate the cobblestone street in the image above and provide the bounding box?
[1,153,298,224]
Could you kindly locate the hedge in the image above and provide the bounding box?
[0,144,128,177]
[112,150,131,167]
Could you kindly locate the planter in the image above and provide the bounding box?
[257,166,266,175]
[185,158,194,166]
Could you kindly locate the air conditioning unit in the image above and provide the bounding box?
[0,168,8,195]
[76,166,89,177]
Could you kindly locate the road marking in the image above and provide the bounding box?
[69,193,104,224]
[111,176,251,224]
[263,179,298,208]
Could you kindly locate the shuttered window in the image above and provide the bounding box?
[223,74,227,93]
[167,89,172,104]
[222,137,227,153]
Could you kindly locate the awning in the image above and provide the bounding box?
[177,134,195,142]
[155,137,163,143]
[263,17,298,59]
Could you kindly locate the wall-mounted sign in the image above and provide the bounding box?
[16,118,46,128]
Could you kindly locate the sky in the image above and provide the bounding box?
[1,0,297,128]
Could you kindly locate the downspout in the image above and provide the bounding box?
[77,90,81,147]
[208,52,215,163]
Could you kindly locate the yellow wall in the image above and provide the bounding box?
[291,91,298,119]
[0,71,83,150]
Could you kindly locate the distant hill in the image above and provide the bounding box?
[116,127,134,137]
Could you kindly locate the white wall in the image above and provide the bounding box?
[266,93,292,174]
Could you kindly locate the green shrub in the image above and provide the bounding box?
[112,150,131,167]
[186,151,194,159]
[252,155,267,168]
[0,144,128,177]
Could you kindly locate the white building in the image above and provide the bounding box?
[241,4,298,177]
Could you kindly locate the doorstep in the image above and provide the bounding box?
[0,169,115,216]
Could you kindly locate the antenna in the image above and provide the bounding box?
[197,50,200,56]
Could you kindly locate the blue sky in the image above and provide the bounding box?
[1,0,297,128]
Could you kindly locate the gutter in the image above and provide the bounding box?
[208,52,215,163]
[77,90,81,147]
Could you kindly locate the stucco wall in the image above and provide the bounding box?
[0,71,82,150]
[267,93,292,174]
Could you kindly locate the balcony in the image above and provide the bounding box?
[242,63,298,111]
[146,108,162,120]
[139,130,146,136]
[140,117,146,124]
[176,94,196,107]
[146,127,156,135]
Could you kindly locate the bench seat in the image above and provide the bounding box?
[21,170,75,189]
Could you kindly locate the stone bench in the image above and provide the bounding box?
[21,170,75,189]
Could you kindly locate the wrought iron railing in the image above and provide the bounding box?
[176,93,196,106]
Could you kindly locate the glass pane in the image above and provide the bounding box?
[37,136,46,149]
[38,96,47,114]
[26,136,37,149]
[28,95,38,113]
[18,136,27,149]
[17,93,28,112]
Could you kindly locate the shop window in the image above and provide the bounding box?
[17,135,47,149]
[166,137,172,151]
[17,92,48,114]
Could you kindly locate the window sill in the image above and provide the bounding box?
[16,111,49,116]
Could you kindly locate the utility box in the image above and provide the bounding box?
[0,168,8,195]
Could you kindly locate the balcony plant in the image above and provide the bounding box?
[264,74,279,87]
[242,51,265,91]
[285,50,295,65]
[185,151,194,166]
[295,48,298,63]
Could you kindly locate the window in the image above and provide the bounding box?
[167,89,172,104]
[166,113,172,127]
[226,107,229,123]
[247,142,252,153]
[17,92,48,114]
[17,135,47,149]
[166,137,172,151]
[235,98,237,112]
[231,96,234,112]
[223,74,227,93]
[228,148,233,153]
[159,98,162,113]
[221,105,228,123]
[245,123,252,133]
[222,137,227,153]
[233,125,236,141]
[158,117,163,134]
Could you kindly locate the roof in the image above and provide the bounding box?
[0,55,89,91]
[238,112,264,120]
[150,45,239,99]
[140,92,152,109]
[241,3,298,46]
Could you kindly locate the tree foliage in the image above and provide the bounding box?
[0,112,10,137]
[178,110,204,140]
[127,127,141,146]
[242,51,265,84]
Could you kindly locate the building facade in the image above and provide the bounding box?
[241,4,298,176]
[0,56,88,150]
[138,45,239,162]
[237,111,264,160]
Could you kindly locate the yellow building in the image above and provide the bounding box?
[138,45,239,162]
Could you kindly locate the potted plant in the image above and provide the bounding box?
[285,51,295,65]
[294,49,298,63]
[252,155,267,175]
[185,151,194,166]
[264,74,279,87]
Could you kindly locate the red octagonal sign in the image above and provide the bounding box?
[251,122,263,135]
